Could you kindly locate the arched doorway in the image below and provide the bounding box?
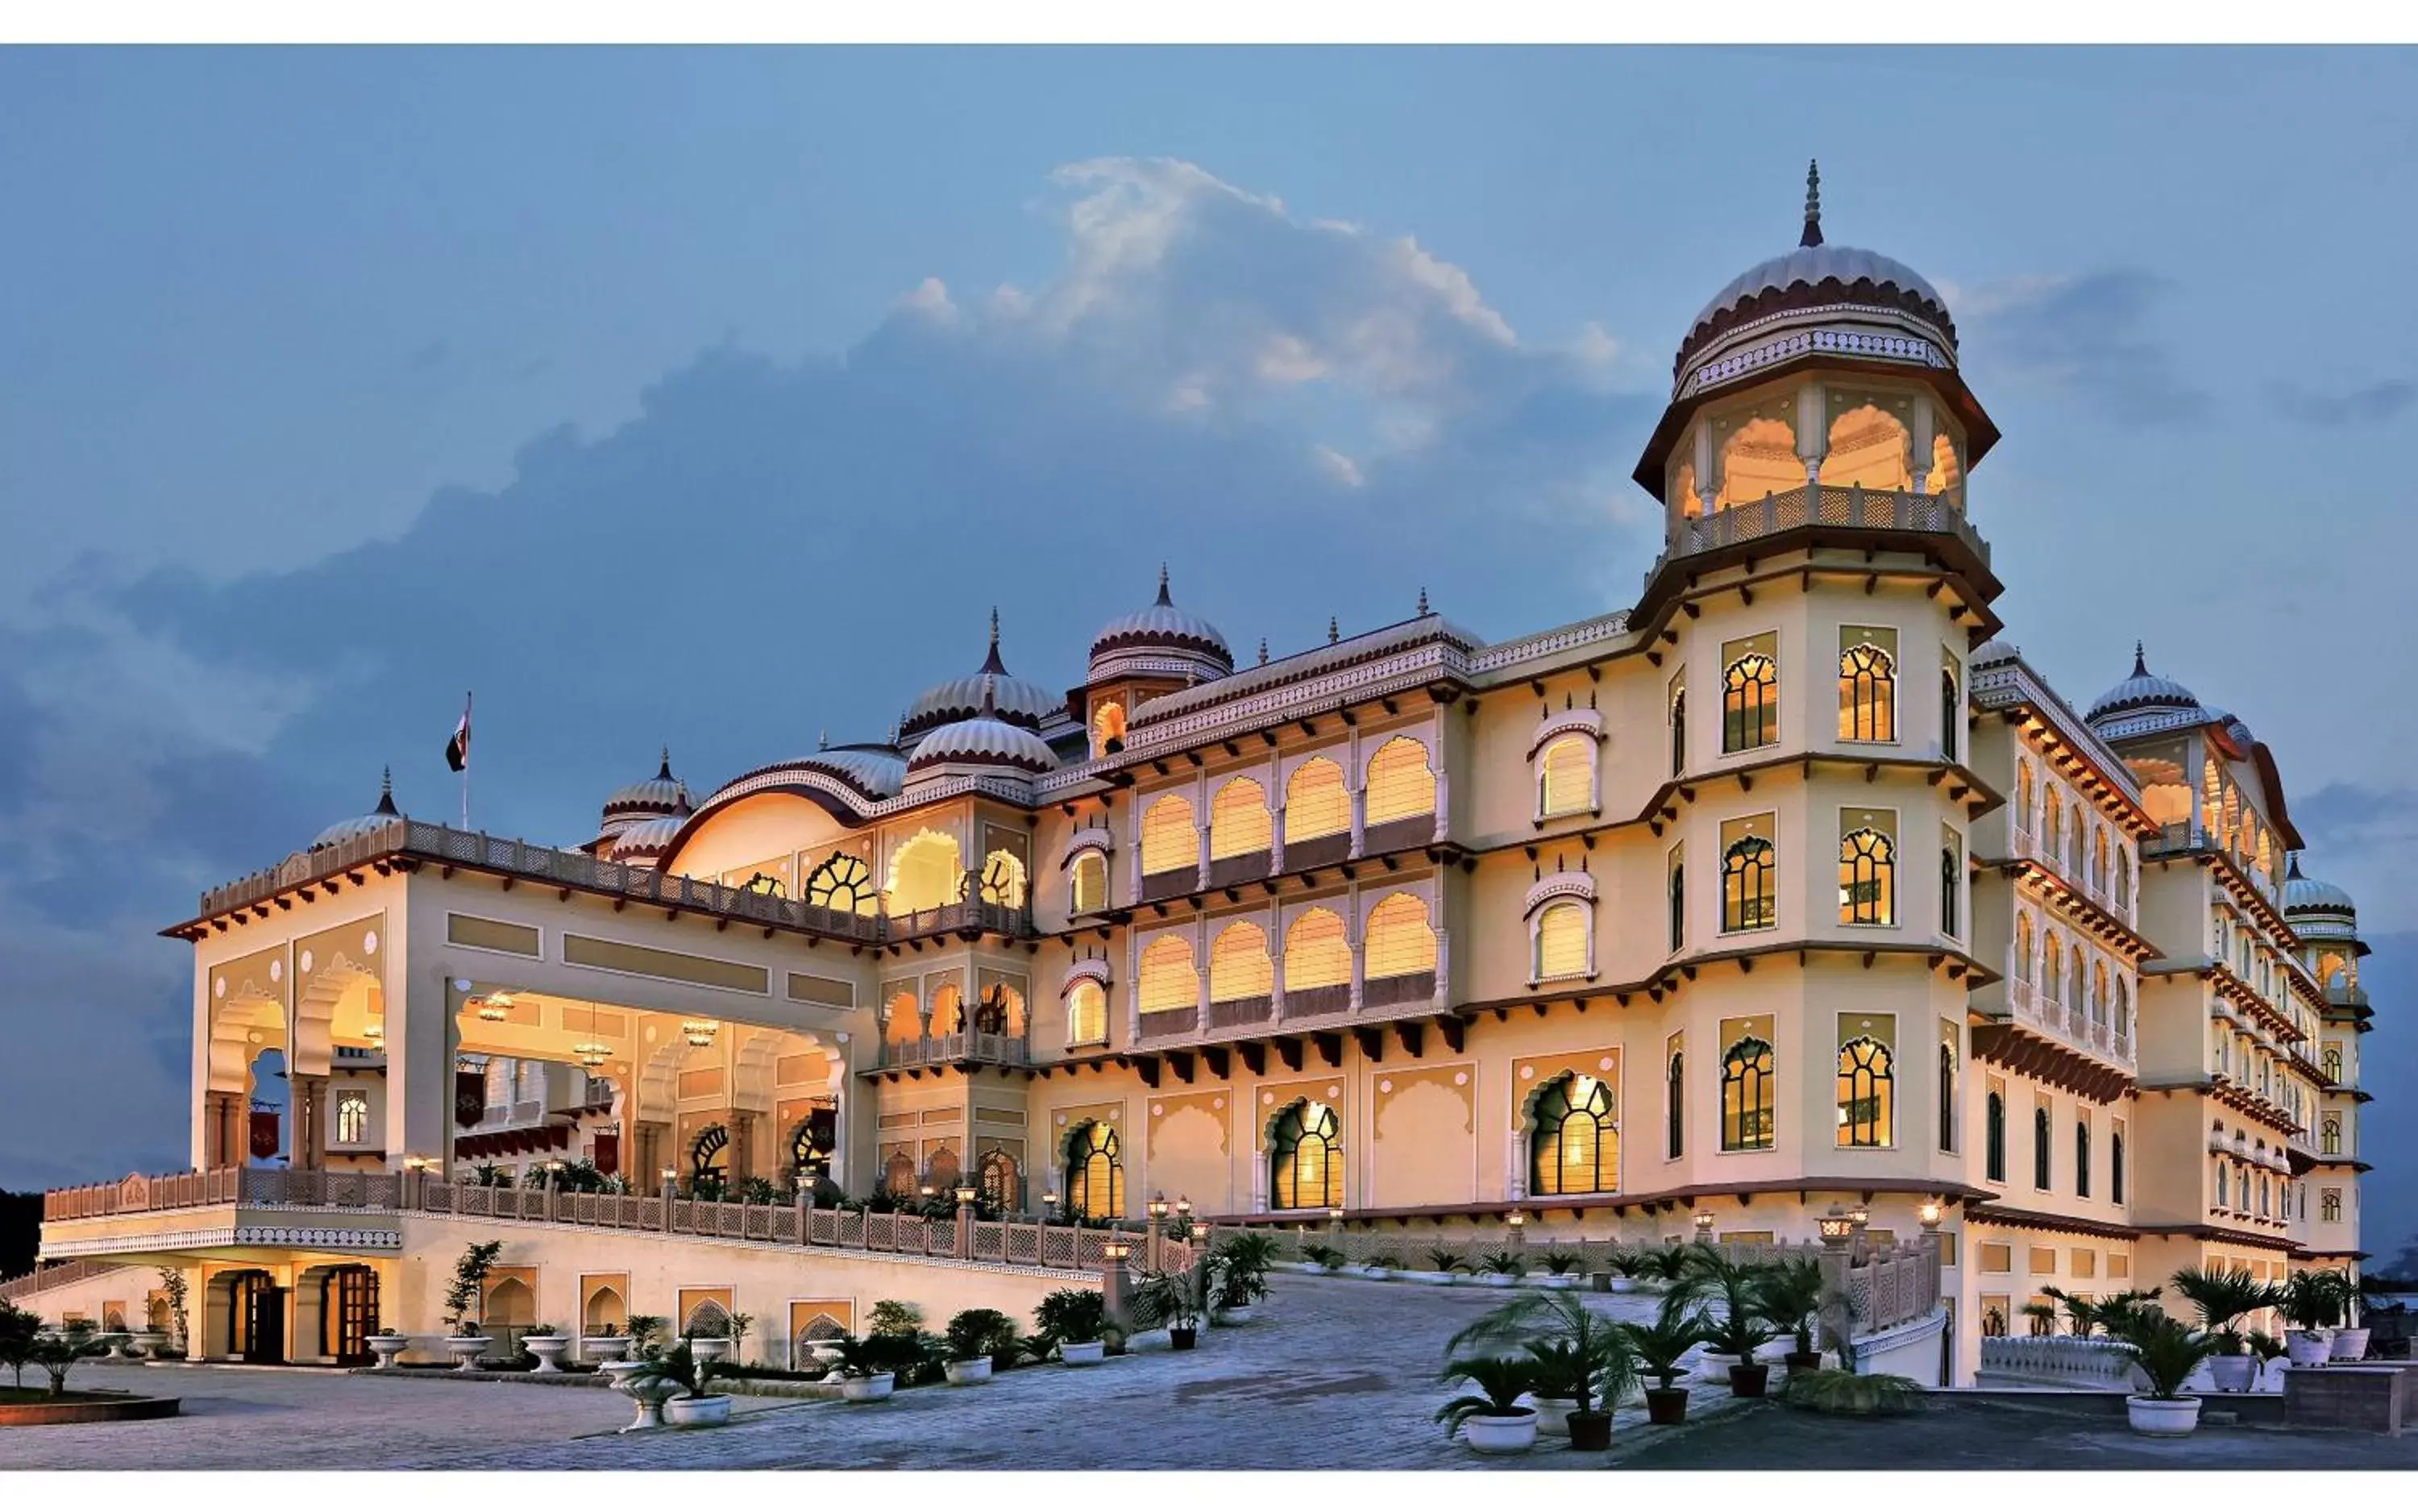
[979,1148,1021,1213]
[484,1275,534,1358]
[1064,1122,1124,1220]
[690,1124,729,1190]
[221,1269,284,1364]
[790,1104,837,1188]
[319,1265,380,1366]
[1268,1100,1344,1211]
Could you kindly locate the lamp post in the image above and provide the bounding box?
[1816,1204,1855,1356]
[660,1166,679,1233]
[1175,1194,1195,1246]
[1327,1206,1345,1235]
[1506,1208,1528,1248]
[1847,1201,1872,1265]
[1147,1194,1170,1266]
[1044,1187,1061,1226]
[1101,1236,1133,1337]
[1693,1210,1716,1245]
[954,1184,978,1260]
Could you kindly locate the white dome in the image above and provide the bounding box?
[314,771,403,849]
[900,612,1060,741]
[603,750,691,820]
[2283,857,2356,919]
[1089,567,1232,685]
[796,747,908,800]
[611,813,686,865]
[908,680,1061,776]
[1688,243,1948,347]
[2087,645,2204,729]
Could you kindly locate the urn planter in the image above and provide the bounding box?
[444,1335,491,1372]
[1528,1396,1578,1437]
[839,1372,895,1402]
[1608,1277,1639,1295]
[128,1331,168,1360]
[2208,1354,2255,1392]
[526,1336,571,1374]
[944,1357,994,1386]
[582,1335,632,1364]
[2126,1395,2202,1437]
[1479,1273,1518,1289]
[1459,1408,1538,1456]
[2329,1327,2370,1362]
[689,1337,735,1365]
[98,1332,133,1359]
[604,1362,678,1432]
[663,1394,733,1427]
[1211,1305,1255,1327]
[1170,1325,1199,1352]
[2286,1331,2332,1369]
[1060,1340,1107,1366]
[368,1335,409,1370]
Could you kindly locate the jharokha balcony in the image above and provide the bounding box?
[1647,483,1988,590]
[1976,975,2134,1103]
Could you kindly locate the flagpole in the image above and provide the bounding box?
[461,692,472,831]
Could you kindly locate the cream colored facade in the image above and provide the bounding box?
[25,172,2374,1385]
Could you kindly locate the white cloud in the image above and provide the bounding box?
[898,276,958,322]
[1573,321,1621,371]
[1257,333,1327,385]
[1312,445,1365,488]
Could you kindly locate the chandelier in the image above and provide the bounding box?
[681,1019,719,1048]
[475,991,514,1023]
[573,1041,610,1068]
[364,1019,385,1043]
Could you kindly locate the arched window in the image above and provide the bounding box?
[1065,979,1108,1047]
[1209,921,1273,1005]
[2042,932,2063,1003]
[1938,1043,1956,1153]
[2112,1132,2125,1203]
[2075,1121,2092,1198]
[1714,413,1801,509]
[2033,1107,2052,1190]
[1538,735,1597,818]
[1269,1101,1344,1211]
[1722,836,1776,932]
[1140,795,1197,879]
[1210,778,1272,859]
[1284,908,1350,991]
[1839,643,1897,742]
[336,1091,370,1144]
[1533,899,1591,982]
[924,1144,962,1192]
[2214,1161,2229,1207]
[1069,849,1107,913]
[2114,977,2132,1044]
[978,849,1028,909]
[1722,654,1779,753]
[1365,892,1438,984]
[1091,699,1128,757]
[2114,849,2131,911]
[790,1107,836,1184]
[1666,1049,1685,1159]
[2322,1190,2343,1223]
[1669,683,1687,777]
[806,852,877,916]
[978,1149,1020,1212]
[1985,1091,2006,1182]
[2321,1115,2342,1156]
[887,831,964,916]
[1667,854,1686,953]
[1065,1122,1124,1220]
[1819,401,1912,491]
[1721,1036,1775,1152]
[2068,946,2086,1020]
[1839,828,1896,925]
[1836,1037,1893,1148]
[1365,737,1436,825]
[2042,788,2063,870]
[2014,762,2034,836]
[1138,935,1199,1015]
[883,987,922,1047]
[883,1149,917,1197]
[1285,758,1350,841]
[929,982,963,1036]
[2013,913,2034,982]
[2092,829,2110,892]
[2092,961,2110,1028]
[1941,664,1960,762]
[1531,1074,1618,1197]
[2322,1045,2343,1085]
[1940,836,1962,937]
[690,1124,729,1183]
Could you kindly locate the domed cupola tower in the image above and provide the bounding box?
[899,611,1063,746]
[1632,163,2003,624]
[1082,567,1232,758]
[905,676,1062,790]
[312,768,405,849]
[584,748,693,855]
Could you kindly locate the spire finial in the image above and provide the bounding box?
[818,729,829,752]
[978,606,1009,675]
[989,606,999,646]
[1328,615,1340,645]
[374,766,399,816]
[978,673,999,718]
[1155,563,1172,607]
[1417,586,1430,617]
[2287,853,2304,881]
[2131,641,2148,678]
[658,745,672,779]
[1800,159,1823,248]
[1258,637,1269,667]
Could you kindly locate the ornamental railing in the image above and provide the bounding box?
[0,1258,124,1301]
[875,1032,1032,1070]
[1976,1335,2144,1389]
[1653,484,1985,584]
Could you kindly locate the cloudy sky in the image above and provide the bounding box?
[2,46,2412,1263]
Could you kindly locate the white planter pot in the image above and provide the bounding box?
[839,1372,895,1402]
[1405,1271,1456,1286]
[2286,1331,2332,1368]
[2329,1328,2370,1362]
[1531,1274,1578,1290]
[127,1331,168,1360]
[1359,1267,1394,1281]
[582,1336,632,1363]
[444,1335,491,1372]
[1608,1277,1639,1294]
[1461,1410,1539,1456]
[2208,1355,2255,1392]
[602,1360,676,1431]
[1527,1396,1578,1437]
[526,1336,570,1373]
[945,1357,994,1385]
[1060,1340,1107,1366]
[2126,1395,2202,1437]
[1699,1351,1740,1382]
[690,1337,735,1365]
[1479,1273,1518,1288]
[663,1394,733,1427]
[1211,1306,1255,1327]
[98,1334,133,1359]
[368,1336,409,1369]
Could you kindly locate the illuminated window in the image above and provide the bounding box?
[1669,672,1686,776]
[1365,893,1437,981]
[2014,912,2034,982]
[1140,795,1197,878]
[1723,651,1779,753]
[1210,778,1272,859]
[1530,1074,1618,1197]
[2322,1189,2343,1223]
[335,1090,370,1145]
[1538,734,1597,818]
[1836,1036,1893,1148]
[1820,400,1913,491]
[883,987,921,1045]
[1722,832,1776,933]
[1284,908,1349,991]
[1720,1036,1775,1152]
[1091,699,1128,758]
[1065,1122,1123,1220]
[806,852,878,916]
[1712,410,1800,509]
[1667,843,1685,952]
[1269,1101,1344,1210]
[1065,980,1107,1047]
[1137,935,1198,1014]
[1533,899,1590,982]
[978,1149,1019,1212]
[1285,758,1349,841]
[1839,642,1897,741]
[929,982,963,1035]
[2042,931,2063,1003]
[887,830,964,916]
[978,849,1028,909]
[691,1123,729,1182]
[1209,921,1273,1003]
[2043,788,2063,872]
[1839,825,1896,925]
[1665,1036,1685,1159]
[2014,762,2034,835]
[1365,737,1435,825]
[1069,849,1107,913]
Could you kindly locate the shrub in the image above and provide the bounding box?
[1301,1242,1348,1270]
[2129,1313,2222,1401]
[1783,1369,1923,1416]
[1622,1307,1707,1392]
[1478,1250,1527,1277]
[1537,1248,1584,1276]
[944,1308,1019,1365]
[867,1300,924,1337]
[1035,1288,1109,1348]
[1433,1355,1536,1439]
[441,1240,504,1336]
[1425,1246,1470,1275]
[1211,1232,1278,1310]
[1450,1290,1639,1415]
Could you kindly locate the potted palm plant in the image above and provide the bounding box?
[1668,1248,1779,1395]
[1211,1232,1276,1323]
[521,1322,571,1374]
[2278,1269,2338,1367]
[684,1311,735,1365]
[1419,1247,1470,1286]
[1477,1251,1526,1288]
[827,1335,901,1402]
[1300,1241,1349,1273]
[2171,1267,2280,1391]
[942,1308,1015,1385]
[2020,1301,2059,1339]
[1623,1306,1706,1426]
[1449,1290,1638,1453]
[2125,1313,2221,1436]
[637,1340,735,1427]
[1531,1249,1585,1290]
[1360,1251,1400,1282]
[1037,1288,1110,1365]
[2324,1271,2369,1361]
[1606,1248,1648,1294]
[1753,1257,1828,1375]
[2245,1329,2287,1389]
[1434,1354,1539,1456]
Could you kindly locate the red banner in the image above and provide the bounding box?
[247,1109,280,1160]
[592,1132,619,1177]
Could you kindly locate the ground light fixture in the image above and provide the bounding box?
[954,1186,977,1205]
[1148,1195,1170,1219]
[1694,1211,1716,1240]
[1847,1201,1872,1228]
[1919,1199,1943,1231]
[1102,1237,1131,1261]
[1818,1204,1854,1246]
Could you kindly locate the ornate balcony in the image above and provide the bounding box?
[1649,484,1987,588]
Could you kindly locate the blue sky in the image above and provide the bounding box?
[2,47,2412,1265]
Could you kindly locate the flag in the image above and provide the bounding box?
[445,694,472,772]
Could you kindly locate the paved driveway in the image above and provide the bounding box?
[0,1273,1735,1471]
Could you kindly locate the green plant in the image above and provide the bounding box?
[521,1322,562,1338]
[2171,1267,2280,1351]
[1425,1246,1471,1275]
[2129,1312,2221,1402]
[1127,1269,1203,1333]
[26,1320,107,1398]
[631,1340,729,1400]
[156,1266,190,1349]
[727,1311,754,1360]
[1607,1247,1651,1279]
[1478,1250,1527,1277]
[2020,1301,2059,1337]
[2246,1328,2287,1365]
[1211,1232,1278,1310]
[0,1301,40,1389]
[1448,1290,1639,1417]
[1666,1247,1779,1357]
[1624,1306,1709,1391]
[625,1315,667,1357]
[736,1176,781,1205]
[2094,1290,2168,1344]
[867,1299,924,1337]
[1536,1248,1583,1277]
[1752,1257,1826,1356]
[1302,1242,1348,1270]
[441,1240,504,1336]
[2279,1269,2344,1332]
[1432,1354,1537,1439]
[1362,1252,1400,1271]
[1643,1244,1700,1283]
[944,1308,1020,1365]
[1783,1369,1923,1416]
[1035,1288,1108,1348]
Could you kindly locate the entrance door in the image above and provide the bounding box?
[325,1266,379,1366]
[242,1278,286,1365]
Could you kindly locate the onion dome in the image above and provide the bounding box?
[591,747,692,851]
[313,768,404,849]
[908,676,1060,776]
[1088,566,1233,686]
[2084,643,2220,743]
[795,745,908,801]
[1673,160,1956,393]
[899,609,1061,741]
[610,813,686,866]
[2283,854,2358,934]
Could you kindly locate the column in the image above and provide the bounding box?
[1795,380,1826,490]
[1270,803,1287,872]
[1348,891,1366,1014]
[1431,766,1452,845]
[1348,784,1367,860]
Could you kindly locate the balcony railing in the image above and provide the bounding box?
[1652,484,1985,586]
[1997,970,2131,1065]
[875,1032,1031,1070]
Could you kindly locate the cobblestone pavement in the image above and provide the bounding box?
[2,1274,1748,1471]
